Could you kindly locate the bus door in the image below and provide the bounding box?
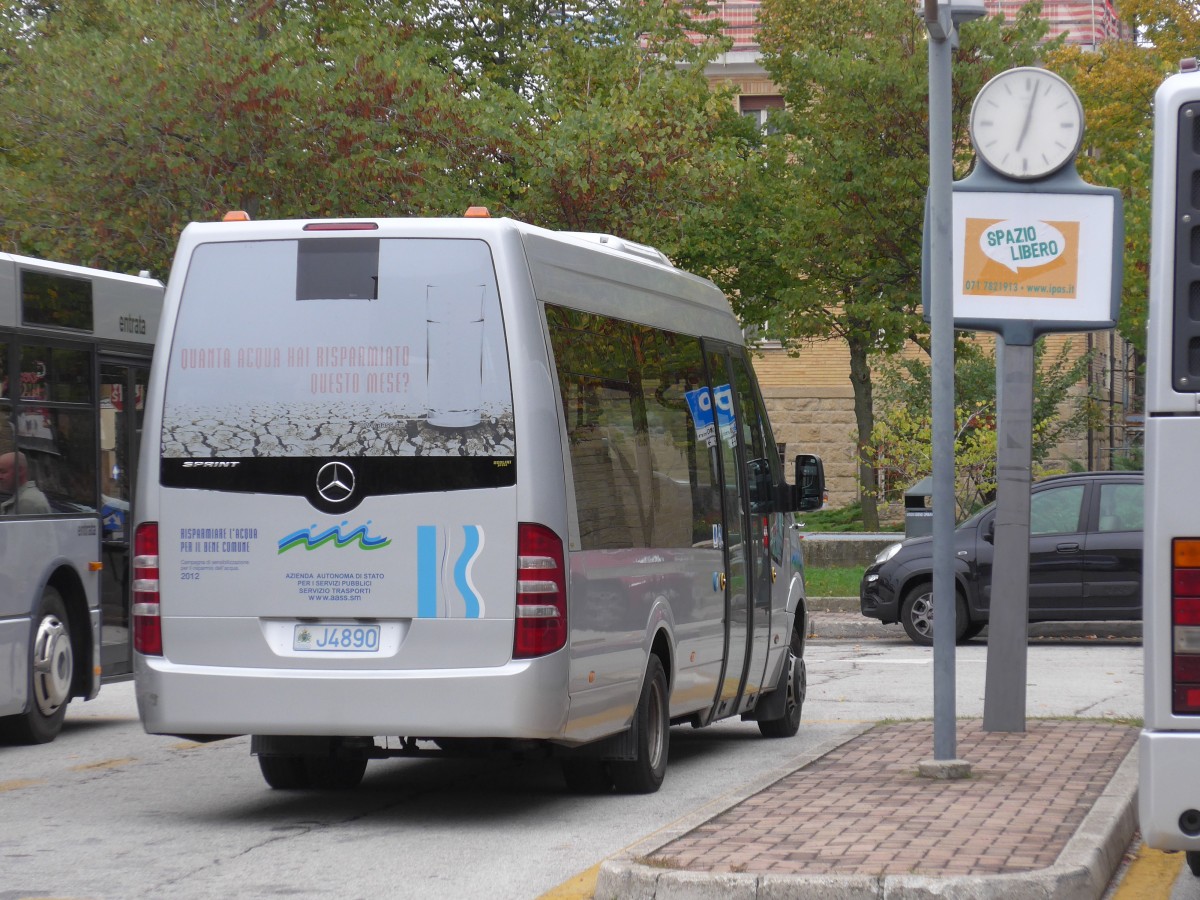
[704,345,773,718]
[98,359,149,679]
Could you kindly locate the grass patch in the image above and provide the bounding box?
[804,565,863,597]
[800,500,903,533]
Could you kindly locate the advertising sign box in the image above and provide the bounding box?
[954,191,1117,334]
[923,167,1124,346]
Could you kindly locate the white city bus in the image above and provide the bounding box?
[1142,65,1200,876]
[133,211,824,792]
[0,252,163,743]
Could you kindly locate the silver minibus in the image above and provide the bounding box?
[133,211,824,792]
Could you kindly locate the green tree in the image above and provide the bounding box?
[1044,36,1171,358]
[0,0,495,275]
[868,339,1096,518]
[747,0,1053,529]
[475,0,751,268]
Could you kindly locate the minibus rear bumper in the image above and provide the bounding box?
[1139,729,1200,850]
[134,654,571,740]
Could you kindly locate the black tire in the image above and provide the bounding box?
[610,655,669,794]
[758,626,806,738]
[0,587,73,744]
[561,759,613,794]
[961,621,986,642]
[258,754,312,789]
[900,583,969,647]
[1188,851,1200,878]
[258,752,367,790]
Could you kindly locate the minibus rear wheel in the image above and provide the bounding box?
[610,655,669,794]
[258,750,367,790]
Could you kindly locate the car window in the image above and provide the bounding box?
[1030,484,1085,536]
[1097,482,1143,533]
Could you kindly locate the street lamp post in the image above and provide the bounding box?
[923,0,985,774]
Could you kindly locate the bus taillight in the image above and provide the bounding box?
[1173,539,1200,713]
[133,523,162,656]
[514,523,566,659]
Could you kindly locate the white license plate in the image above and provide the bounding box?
[293,624,381,652]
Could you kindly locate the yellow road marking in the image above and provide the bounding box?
[1111,844,1185,899]
[70,757,136,772]
[0,778,46,792]
[535,863,600,900]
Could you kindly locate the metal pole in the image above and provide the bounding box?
[927,3,957,762]
[983,340,1033,731]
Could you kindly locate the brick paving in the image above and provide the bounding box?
[649,720,1137,878]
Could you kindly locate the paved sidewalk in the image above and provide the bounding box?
[596,720,1139,899]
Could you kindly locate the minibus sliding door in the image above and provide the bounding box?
[703,344,771,718]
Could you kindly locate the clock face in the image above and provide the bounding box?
[969,68,1084,181]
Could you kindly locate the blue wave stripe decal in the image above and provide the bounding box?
[454,525,483,619]
[278,521,392,554]
[417,525,437,618]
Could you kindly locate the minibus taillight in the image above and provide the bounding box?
[1173,539,1200,713]
[132,523,162,656]
[514,523,566,659]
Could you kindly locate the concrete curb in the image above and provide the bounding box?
[594,741,1139,900]
[806,600,1143,643]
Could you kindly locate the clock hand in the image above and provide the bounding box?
[1015,81,1040,152]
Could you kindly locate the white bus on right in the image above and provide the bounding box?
[1142,62,1200,876]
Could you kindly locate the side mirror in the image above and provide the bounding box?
[793,453,825,512]
[983,519,995,543]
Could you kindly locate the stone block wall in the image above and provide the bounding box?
[761,385,860,508]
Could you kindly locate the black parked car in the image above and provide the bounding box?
[860,471,1143,646]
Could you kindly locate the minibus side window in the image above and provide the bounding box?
[545,306,720,552]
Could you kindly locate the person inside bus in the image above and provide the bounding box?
[0,451,51,514]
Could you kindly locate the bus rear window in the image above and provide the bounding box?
[161,238,514,493]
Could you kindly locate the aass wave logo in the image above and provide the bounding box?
[418,525,485,618]
[278,520,391,554]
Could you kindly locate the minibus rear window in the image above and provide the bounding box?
[160,238,514,496]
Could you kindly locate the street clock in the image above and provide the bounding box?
[969,67,1084,181]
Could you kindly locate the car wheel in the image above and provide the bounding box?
[900,583,969,647]
[758,625,806,738]
[610,655,669,794]
[0,587,73,744]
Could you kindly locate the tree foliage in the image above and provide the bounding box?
[868,339,1095,518]
[1044,33,1172,356]
[0,0,503,276]
[748,0,1052,528]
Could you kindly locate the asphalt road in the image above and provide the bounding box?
[0,636,1145,900]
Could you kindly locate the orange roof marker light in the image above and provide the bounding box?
[464,206,491,218]
[223,210,251,222]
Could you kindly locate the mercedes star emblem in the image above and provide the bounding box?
[316,461,355,503]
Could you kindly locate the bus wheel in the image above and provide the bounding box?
[258,754,313,789]
[258,749,366,790]
[0,587,72,744]
[611,655,669,794]
[758,626,806,738]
